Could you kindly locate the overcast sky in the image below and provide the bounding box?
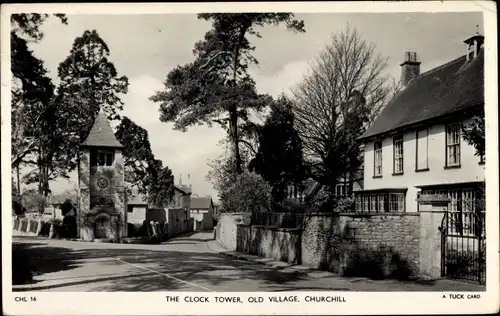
[27,12,483,200]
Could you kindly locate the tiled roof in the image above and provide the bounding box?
[191,196,213,210]
[359,50,484,141]
[81,109,123,148]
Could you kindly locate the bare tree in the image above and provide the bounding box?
[292,25,393,198]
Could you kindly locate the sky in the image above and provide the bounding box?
[25,11,483,200]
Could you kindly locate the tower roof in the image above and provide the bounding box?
[81,109,123,148]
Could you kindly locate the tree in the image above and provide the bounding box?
[115,117,176,205]
[249,95,306,202]
[11,14,70,197]
[292,25,392,197]
[150,14,305,174]
[11,13,67,168]
[57,29,129,177]
[115,117,155,192]
[222,171,272,214]
[462,110,485,162]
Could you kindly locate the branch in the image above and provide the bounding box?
[11,139,38,167]
[239,139,258,155]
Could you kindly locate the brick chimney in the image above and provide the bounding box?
[464,26,484,61]
[400,52,421,87]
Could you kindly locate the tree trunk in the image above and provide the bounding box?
[229,105,242,174]
[16,165,21,196]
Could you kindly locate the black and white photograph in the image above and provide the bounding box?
[2,1,498,315]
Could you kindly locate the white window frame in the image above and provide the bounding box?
[446,123,461,167]
[389,193,405,212]
[374,140,383,176]
[393,135,404,174]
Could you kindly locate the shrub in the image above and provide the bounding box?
[221,171,272,214]
[21,189,47,213]
[60,199,75,216]
[334,197,355,213]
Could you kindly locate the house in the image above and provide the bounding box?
[286,170,364,204]
[127,184,192,225]
[354,32,485,215]
[44,193,77,219]
[190,196,214,231]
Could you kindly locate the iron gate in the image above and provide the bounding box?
[440,198,486,284]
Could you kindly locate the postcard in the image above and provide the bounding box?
[2,1,498,315]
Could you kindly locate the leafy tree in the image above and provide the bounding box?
[115,117,176,205]
[292,25,392,197]
[57,29,129,176]
[115,117,155,190]
[143,159,176,207]
[249,95,306,202]
[150,14,305,174]
[11,14,70,197]
[21,189,47,213]
[11,13,67,168]
[222,171,272,214]
[462,110,485,163]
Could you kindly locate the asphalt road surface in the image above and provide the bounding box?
[12,232,485,292]
[12,232,346,292]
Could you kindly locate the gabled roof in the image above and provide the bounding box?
[191,196,213,210]
[81,109,123,148]
[359,50,484,141]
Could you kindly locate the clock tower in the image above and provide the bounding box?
[77,109,127,241]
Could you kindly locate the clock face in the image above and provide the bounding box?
[97,177,109,189]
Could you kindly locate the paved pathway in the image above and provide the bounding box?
[12,232,485,292]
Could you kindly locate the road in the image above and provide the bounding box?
[12,232,485,292]
[12,232,344,292]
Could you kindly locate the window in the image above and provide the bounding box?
[127,205,134,213]
[393,135,404,174]
[335,183,348,197]
[446,123,461,167]
[90,149,114,166]
[416,129,429,170]
[420,187,483,237]
[374,141,383,176]
[354,190,405,212]
[389,193,405,212]
[377,194,386,211]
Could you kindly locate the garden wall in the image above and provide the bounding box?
[235,212,421,278]
[300,213,420,276]
[216,213,251,250]
[237,224,301,264]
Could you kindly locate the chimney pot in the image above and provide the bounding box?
[405,52,411,62]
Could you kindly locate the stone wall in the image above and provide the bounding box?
[237,225,301,264]
[234,212,421,277]
[300,212,421,276]
[216,213,251,250]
